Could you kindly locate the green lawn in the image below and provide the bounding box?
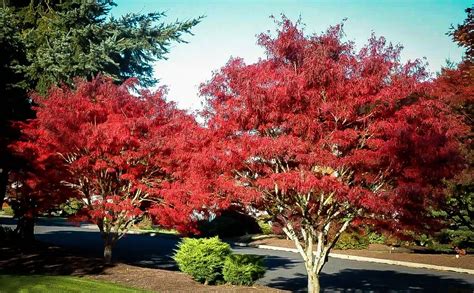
[0,275,149,293]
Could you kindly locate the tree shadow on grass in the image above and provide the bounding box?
[266,269,474,292]
[0,227,183,277]
[0,240,106,276]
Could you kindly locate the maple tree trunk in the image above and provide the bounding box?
[0,167,8,210]
[103,241,113,264]
[305,249,326,293]
[307,269,320,293]
[100,228,118,264]
[15,214,35,241]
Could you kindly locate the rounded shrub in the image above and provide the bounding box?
[173,237,231,284]
[258,220,273,235]
[335,231,369,250]
[223,254,266,285]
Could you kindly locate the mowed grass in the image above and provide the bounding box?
[0,275,149,293]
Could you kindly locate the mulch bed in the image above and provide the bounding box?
[89,263,283,292]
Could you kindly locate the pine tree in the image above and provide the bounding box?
[13,0,201,92]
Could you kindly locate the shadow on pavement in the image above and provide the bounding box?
[0,240,106,276]
[36,229,182,271]
[267,269,474,292]
[262,254,301,272]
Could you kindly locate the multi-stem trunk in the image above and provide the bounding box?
[283,220,351,293]
[307,270,320,293]
[304,244,327,293]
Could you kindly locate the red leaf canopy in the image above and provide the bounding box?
[199,18,467,233]
[12,77,198,228]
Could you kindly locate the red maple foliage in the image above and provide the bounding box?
[7,147,71,240]
[11,76,196,262]
[199,18,467,292]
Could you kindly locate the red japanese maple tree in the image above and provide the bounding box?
[13,76,195,263]
[199,18,467,292]
[7,148,72,240]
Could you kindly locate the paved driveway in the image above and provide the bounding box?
[2,217,474,292]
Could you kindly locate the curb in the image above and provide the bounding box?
[234,243,474,275]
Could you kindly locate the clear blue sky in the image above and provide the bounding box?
[112,0,470,111]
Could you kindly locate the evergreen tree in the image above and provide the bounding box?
[13,0,201,92]
[0,7,33,210]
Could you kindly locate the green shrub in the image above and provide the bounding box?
[438,228,474,249]
[0,204,14,216]
[59,198,83,216]
[223,254,266,285]
[416,233,434,247]
[258,220,273,235]
[335,231,369,250]
[173,237,231,284]
[427,242,454,253]
[367,231,386,244]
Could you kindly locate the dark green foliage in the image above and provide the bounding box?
[197,209,262,238]
[173,237,231,285]
[222,254,266,285]
[430,177,474,249]
[58,198,83,216]
[0,7,34,209]
[258,220,273,235]
[442,181,474,248]
[334,231,369,250]
[367,231,386,244]
[5,1,202,93]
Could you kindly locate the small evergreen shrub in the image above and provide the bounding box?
[1,204,14,216]
[173,237,231,284]
[223,254,266,285]
[258,220,273,235]
[335,231,369,250]
[367,231,386,244]
[59,198,83,216]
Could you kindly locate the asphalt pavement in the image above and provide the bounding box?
[1,217,473,292]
